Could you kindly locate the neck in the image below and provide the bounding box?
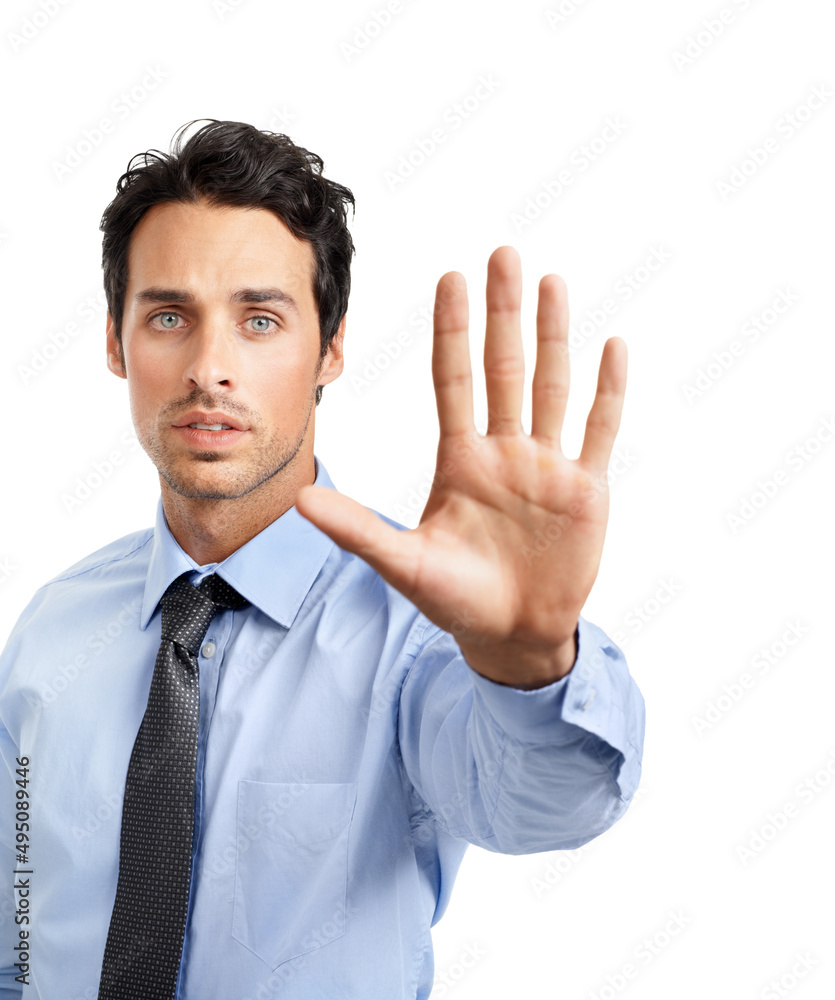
[161,452,317,565]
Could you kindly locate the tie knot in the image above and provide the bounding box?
[159,573,248,653]
[198,572,249,611]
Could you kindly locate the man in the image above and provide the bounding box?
[0,119,645,999]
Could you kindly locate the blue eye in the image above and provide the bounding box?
[148,312,279,333]
[157,312,180,329]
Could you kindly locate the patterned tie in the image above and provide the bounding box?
[98,572,249,1000]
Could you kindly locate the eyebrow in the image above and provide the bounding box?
[133,286,300,314]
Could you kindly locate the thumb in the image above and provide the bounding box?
[294,485,416,589]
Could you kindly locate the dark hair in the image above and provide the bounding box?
[99,118,356,405]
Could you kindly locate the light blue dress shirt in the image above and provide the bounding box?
[0,455,645,999]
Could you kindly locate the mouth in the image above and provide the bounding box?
[173,411,248,432]
[171,411,249,449]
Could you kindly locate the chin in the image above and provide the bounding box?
[168,484,251,501]
[161,465,249,501]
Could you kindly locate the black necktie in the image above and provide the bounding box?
[98,572,249,1000]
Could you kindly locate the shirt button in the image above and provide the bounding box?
[202,641,217,658]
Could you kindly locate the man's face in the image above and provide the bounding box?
[106,198,343,500]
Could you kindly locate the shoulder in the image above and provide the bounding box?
[4,527,154,640]
[44,527,154,587]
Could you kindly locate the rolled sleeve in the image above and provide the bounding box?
[398,614,645,855]
[466,615,645,801]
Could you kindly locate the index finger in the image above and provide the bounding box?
[431,270,474,438]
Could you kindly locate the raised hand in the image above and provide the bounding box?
[294,246,627,688]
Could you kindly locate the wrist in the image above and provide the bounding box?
[460,625,578,690]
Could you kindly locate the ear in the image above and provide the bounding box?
[106,312,127,379]
[317,314,346,388]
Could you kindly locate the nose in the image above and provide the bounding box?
[182,322,235,393]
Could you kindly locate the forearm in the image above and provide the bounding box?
[399,616,645,854]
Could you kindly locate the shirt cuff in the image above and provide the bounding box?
[465,615,643,796]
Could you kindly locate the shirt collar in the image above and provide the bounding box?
[140,455,337,631]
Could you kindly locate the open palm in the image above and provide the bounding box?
[295,246,627,688]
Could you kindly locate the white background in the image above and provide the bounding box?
[2,0,834,997]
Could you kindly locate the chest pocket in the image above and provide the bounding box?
[232,780,357,970]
